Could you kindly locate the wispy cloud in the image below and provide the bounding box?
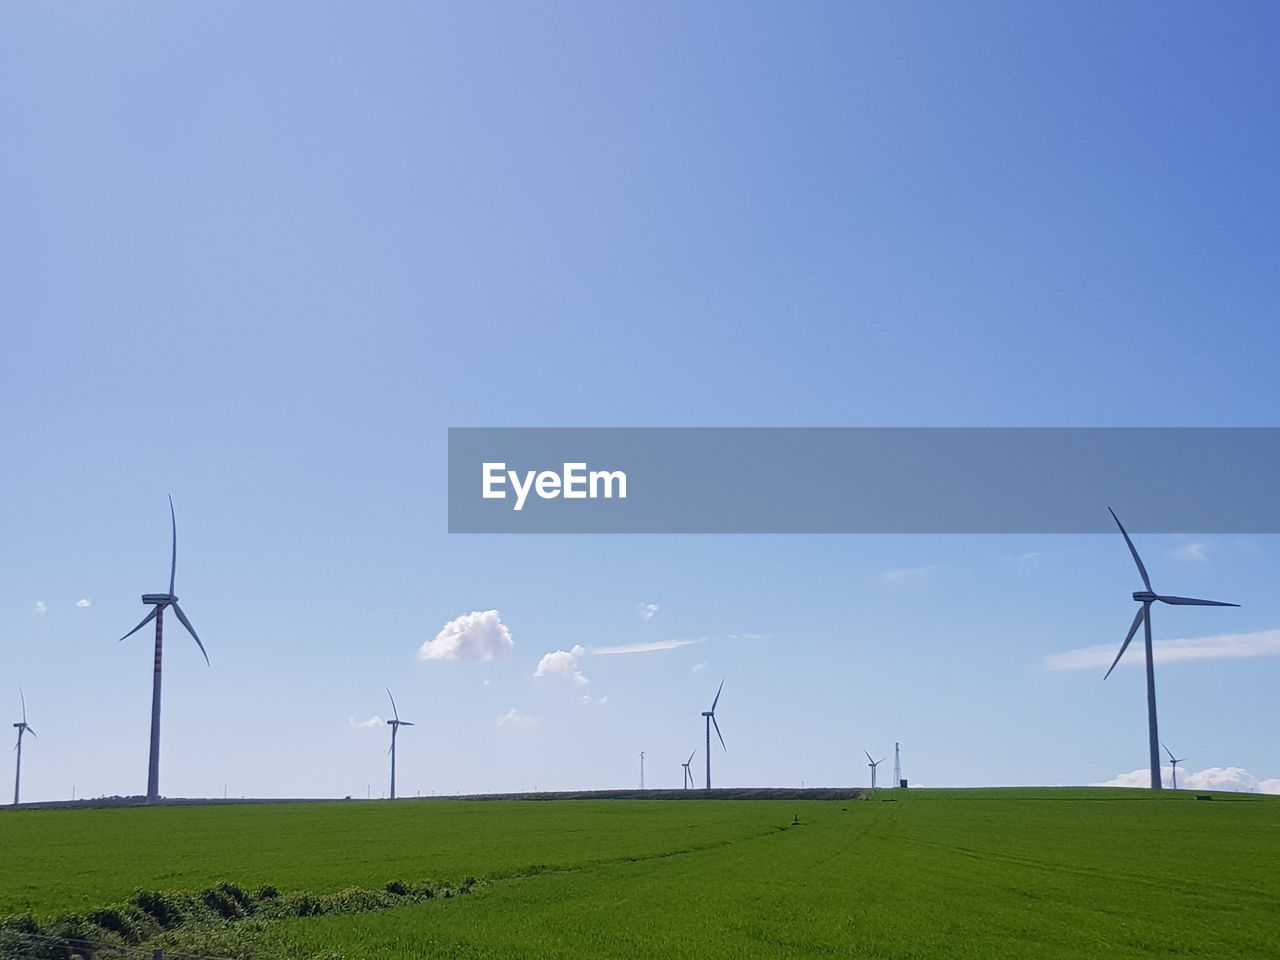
[1043,629,1280,672]
[534,645,589,685]
[497,708,535,728]
[639,602,659,620]
[878,566,937,584]
[579,694,608,706]
[691,661,708,672]
[75,598,92,608]
[1017,552,1040,564]
[727,632,771,642]
[1095,766,1280,794]
[419,610,514,662]
[592,638,703,656]
[350,715,384,729]
[1174,540,1207,561]
[33,600,47,617]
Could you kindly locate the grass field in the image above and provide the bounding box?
[4,789,1279,959]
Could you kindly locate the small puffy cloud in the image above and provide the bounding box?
[419,610,514,662]
[497,708,535,728]
[1095,766,1280,794]
[639,602,659,620]
[534,645,588,685]
[33,600,47,616]
[592,638,702,656]
[1044,630,1280,672]
[75,598,92,608]
[691,661,708,672]
[579,694,608,705]
[350,715,384,729]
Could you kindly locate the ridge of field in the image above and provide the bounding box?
[6,789,1279,959]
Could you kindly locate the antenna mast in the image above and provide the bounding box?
[639,750,645,790]
[893,742,902,787]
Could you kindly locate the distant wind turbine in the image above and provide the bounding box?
[117,496,209,802]
[1162,742,1186,790]
[12,689,36,805]
[1104,508,1237,790]
[864,750,886,790]
[386,689,414,800]
[702,680,726,789]
[681,749,697,789]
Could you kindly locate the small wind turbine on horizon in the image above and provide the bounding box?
[385,689,414,800]
[1162,742,1186,790]
[1104,508,1238,790]
[681,748,697,789]
[116,496,209,802]
[864,750,886,790]
[12,689,36,806]
[702,680,726,790]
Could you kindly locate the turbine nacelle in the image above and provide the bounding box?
[1132,591,1156,603]
[142,593,178,606]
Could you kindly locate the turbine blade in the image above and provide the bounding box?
[118,607,159,643]
[1109,507,1152,592]
[687,749,697,765]
[168,494,178,596]
[712,714,726,751]
[387,688,400,722]
[171,603,210,666]
[401,721,415,727]
[1104,607,1145,680]
[20,688,26,725]
[863,749,874,764]
[1154,595,1239,607]
[1162,741,1175,761]
[877,757,886,766]
[26,727,36,739]
[711,679,724,713]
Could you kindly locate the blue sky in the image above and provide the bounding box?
[2,3,1279,801]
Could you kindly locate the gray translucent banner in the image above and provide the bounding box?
[447,428,1280,534]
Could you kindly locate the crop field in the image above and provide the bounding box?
[4,789,1279,959]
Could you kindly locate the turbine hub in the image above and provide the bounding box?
[1133,591,1156,603]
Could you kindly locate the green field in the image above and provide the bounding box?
[4,790,1279,959]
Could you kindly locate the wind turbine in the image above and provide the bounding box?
[1162,742,1186,790]
[681,749,696,789]
[12,690,36,806]
[864,750,886,790]
[117,496,209,802]
[386,689,414,800]
[702,680,726,789]
[1104,508,1237,790]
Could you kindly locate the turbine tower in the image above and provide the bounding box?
[1162,742,1186,790]
[386,689,414,800]
[1104,508,1237,790]
[893,742,902,787]
[117,496,209,802]
[681,749,697,789]
[12,690,36,806]
[864,750,886,790]
[702,680,726,789]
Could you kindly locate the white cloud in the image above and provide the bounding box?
[878,566,937,584]
[579,694,608,705]
[691,661,708,672]
[534,645,589,685]
[1174,540,1207,561]
[350,715,384,728]
[497,708,535,728]
[727,632,771,642]
[1018,552,1040,564]
[419,610,514,662]
[33,600,47,616]
[592,638,702,656]
[639,602,659,620]
[75,598,91,608]
[1095,766,1280,795]
[1043,629,1280,672]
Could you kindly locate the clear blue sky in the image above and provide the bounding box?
[2,3,1278,800]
